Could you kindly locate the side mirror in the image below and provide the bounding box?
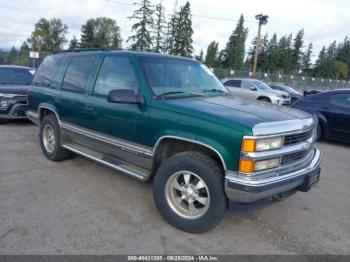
[107,89,144,104]
[249,86,257,91]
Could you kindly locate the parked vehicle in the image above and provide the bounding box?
[269,83,303,104]
[0,65,35,124]
[303,90,322,97]
[292,89,350,142]
[27,50,321,233]
[222,78,291,105]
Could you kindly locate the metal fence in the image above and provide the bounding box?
[213,68,350,91]
[1,50,349,91]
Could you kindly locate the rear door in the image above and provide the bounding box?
[321,92,350,140]
[55,54,97,136]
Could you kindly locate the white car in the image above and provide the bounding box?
[222,78,291,105]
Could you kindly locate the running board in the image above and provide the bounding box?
[62,143,150,181]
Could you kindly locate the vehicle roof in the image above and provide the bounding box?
[223,78,255,81]
[53,49,198,62]
[322,89,350,94]
[0,65,35,70]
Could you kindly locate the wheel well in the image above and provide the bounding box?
[39,108,55,121]
[257,96,271,102]
[151,138,225,177]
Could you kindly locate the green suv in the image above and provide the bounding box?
[27,50,321,233]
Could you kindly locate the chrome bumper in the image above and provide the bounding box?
[225,148,321,203]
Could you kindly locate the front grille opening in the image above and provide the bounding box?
[284,130,312,146]
[281,150,308,165]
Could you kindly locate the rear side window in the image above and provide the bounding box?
[93,56,139,96]
[33,54,65,88]
[329,94,350,109]
[62,56,96,93]
[225,80,241,88]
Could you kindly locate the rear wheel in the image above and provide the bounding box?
[40,114,72,161]
[152,151,227,233]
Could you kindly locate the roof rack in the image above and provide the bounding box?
[54,47,157,54]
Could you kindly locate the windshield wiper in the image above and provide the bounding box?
[203,89,230,95]
[158,91,205,98]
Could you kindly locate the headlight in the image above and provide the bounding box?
[0,93,18,98]
[241,136,283,152]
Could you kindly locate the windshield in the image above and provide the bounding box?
[140,56,229,97]
[253,80,271,90]
[0,68,34,85]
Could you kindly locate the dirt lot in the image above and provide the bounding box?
[0,121,349,255]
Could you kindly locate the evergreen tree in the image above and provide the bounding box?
[337,36,350,77]
[127,0,154,51]
[69,36,79,49]
[195,49,204,62]
[80,20,95,48]
[205,41,219,67]
[291,29,304,72]
[153,2,166,53]
[165,2,179,54]
[301,43,312,73]
[80,17,122,48]
[266,33,279,73]
[277,34,293,74]
[171,1,193,57]
[222,14,248,69]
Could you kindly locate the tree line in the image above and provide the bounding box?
[2,0,350,80]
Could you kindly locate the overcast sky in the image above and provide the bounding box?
[1,0,350,60]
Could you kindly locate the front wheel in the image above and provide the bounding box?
[258,97,271,103]
[152,152,227,233]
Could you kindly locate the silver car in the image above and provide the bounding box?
[222,78,291,105]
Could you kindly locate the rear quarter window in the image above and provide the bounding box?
[32,54,66,88]
[225,80,241,88]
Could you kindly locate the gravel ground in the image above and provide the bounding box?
[0,121,349,255]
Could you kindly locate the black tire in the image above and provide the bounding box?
[40,114,72,161]
[258,97,271,103]
[0,119,7,124]
[152,151,227,233]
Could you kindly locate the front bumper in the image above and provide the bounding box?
[0,100,28,120]
[225,148,321,203]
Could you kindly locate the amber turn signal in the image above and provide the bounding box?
[241,138,256,152]
[239,159,255,173]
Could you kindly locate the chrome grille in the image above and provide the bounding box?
[281,150,308,165]
[284,130,312,146]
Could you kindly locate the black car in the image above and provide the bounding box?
[292,89,350,142]
[269,83,303,103]
[303,90,323,97]
[0,65,34,124]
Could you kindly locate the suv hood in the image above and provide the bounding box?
[0,85,29,95]
[164,95,311,130]
[263,89,289,96]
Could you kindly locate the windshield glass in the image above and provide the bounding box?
[253,80,271,90]
[0,68,33,85]
[140,56,229,97]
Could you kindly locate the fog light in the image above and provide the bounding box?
[255,158,280,171]
[0,101,7,108]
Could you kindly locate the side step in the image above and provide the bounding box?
[62,143,151,181]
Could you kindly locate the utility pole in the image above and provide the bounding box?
[252,14,268,79]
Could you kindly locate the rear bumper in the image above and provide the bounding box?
[225,148,321,203]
